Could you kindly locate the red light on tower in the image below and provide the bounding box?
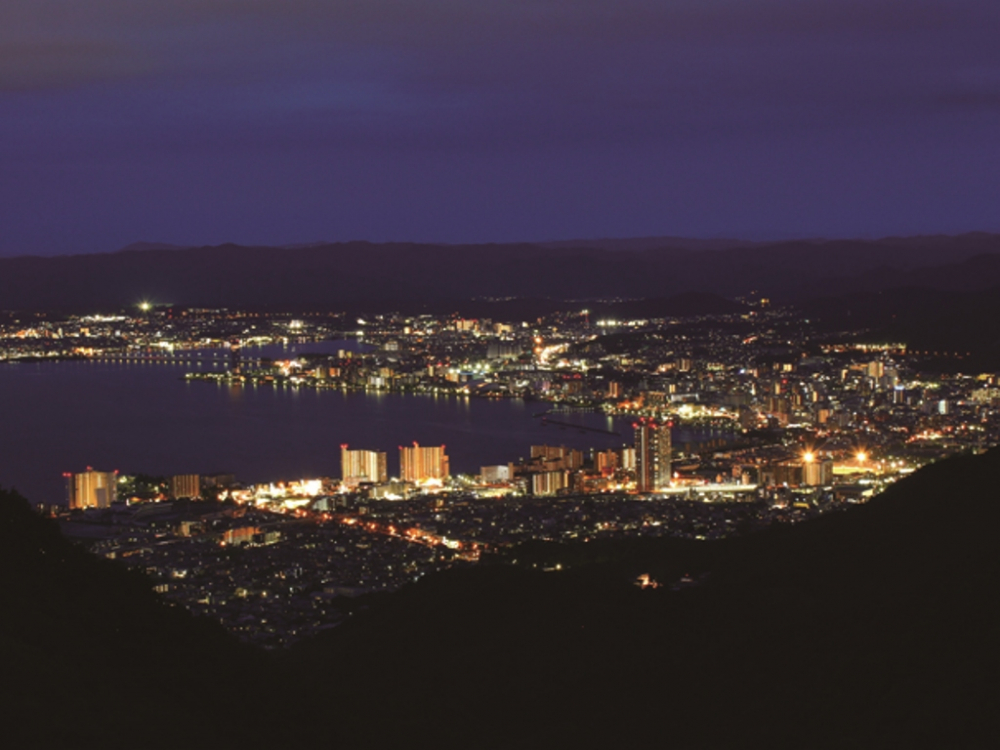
[341,443,349,450]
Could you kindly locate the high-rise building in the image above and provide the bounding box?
[802,455,834,486]
[341,445,388,486]
[169,474,201,499]
[595,449,619,475]
[399,442,449,483]
[530,445,583,471]
[66,469,118,509]
[634,418,671,492]
[620,447,637,470]
[532,470,568,497]
[480,465,510,483]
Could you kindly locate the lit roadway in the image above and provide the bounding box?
[334,514,486,560]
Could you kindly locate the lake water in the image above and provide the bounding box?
[0,347,615,505]
[0,342,735,505]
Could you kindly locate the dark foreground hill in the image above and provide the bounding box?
[290,449,1000,749]
[3,449,999,748]
[0,491,297,749]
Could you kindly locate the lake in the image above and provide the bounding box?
[0,343,623,505]
[0,341,737,505]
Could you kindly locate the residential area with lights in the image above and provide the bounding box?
[13,298,997,647]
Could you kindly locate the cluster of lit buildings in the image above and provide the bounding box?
[60,469,849,648]
[57,423,900,515]
[30,298,1000,653]
[339,443,450,488]
[336,442,451,496]
[65,470,232,509]
[0,307,345,363]
[63,422,672,512]
[65,468,118,509]
[10,306,1000,486]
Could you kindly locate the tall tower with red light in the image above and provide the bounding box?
[634,418,671,492]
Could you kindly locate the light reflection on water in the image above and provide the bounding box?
[0,355,731,505]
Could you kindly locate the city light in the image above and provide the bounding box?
[6,292,994,654]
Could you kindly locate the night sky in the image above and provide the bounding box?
[2,1,999,256]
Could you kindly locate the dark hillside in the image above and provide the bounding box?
[0,490,297,749]
[1,234,997,313]
[803,286,1000,370]
[291,449,1000,749]
[3,448,998,748]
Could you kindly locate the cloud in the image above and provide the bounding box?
[0,39,153,90]
[2,0,999,253]
[1,0,997,160]
[3,1,997,90]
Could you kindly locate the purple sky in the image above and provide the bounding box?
[2,1,999,256]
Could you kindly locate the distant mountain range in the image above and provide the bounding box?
[1,233,998,314]
[3,447,997,747]
[117,236,762,254]
[536,235,761,252]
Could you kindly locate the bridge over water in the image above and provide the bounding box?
[92,350,264,366]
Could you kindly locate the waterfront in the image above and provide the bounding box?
[0,353,662,506]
